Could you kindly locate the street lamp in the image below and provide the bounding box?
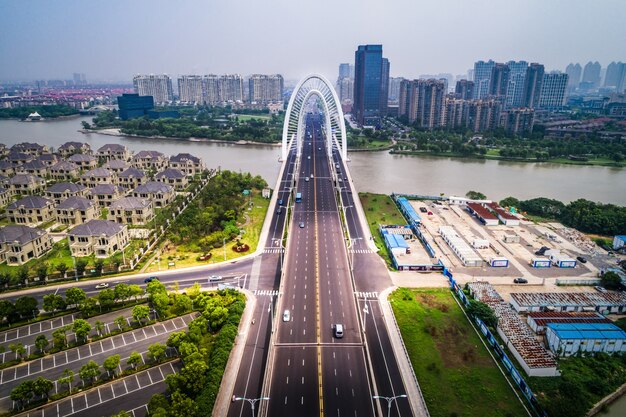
[372,394,408,417]
[233,396,270,417]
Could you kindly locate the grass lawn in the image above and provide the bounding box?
[390,288,528,417]
[235,114,271,122]
[358,192,406,267]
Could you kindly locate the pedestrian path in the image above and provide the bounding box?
[354,291,379,299]
[262,248,284,254]
[349,249,375,254]
[253,290,279,297]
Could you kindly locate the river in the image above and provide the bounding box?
[1,116,625,204]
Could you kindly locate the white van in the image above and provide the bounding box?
[333,324,344,338]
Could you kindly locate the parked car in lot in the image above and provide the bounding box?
[514,278,528,284]
[95,283,109,289]
[595,286,607,293]
[576,256,587,263]
[419,207,428,213]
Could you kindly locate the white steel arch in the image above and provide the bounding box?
[281,74,347,161]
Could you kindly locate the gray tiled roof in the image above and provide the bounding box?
[0,225,47,244]
[7,151,32,162]
[81,167,113,178]
[133,181,174,194]
[110,196,150,210]
[46,182,87,193]
[11,142,45,152]
[170,153,201,163]
[57,196,93,210]
[118,167,146,178]
[37,154,59,163]
[68,154,96,163]
[97,144,127,152]
[20,160,47,170]
[69,219,124,237]
[50,161,79,171]
[103,160,129,169]
[156,168,185,179]
[0,186,9,195]
[8,174,44,185]
[0,161,16,169]
[59,141,89,150]
[88,184,125,195]
[7,195,54,209]
[133,150,164,160]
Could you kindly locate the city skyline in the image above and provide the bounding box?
[1,0,625,82]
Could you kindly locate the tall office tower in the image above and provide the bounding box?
[505,61,528,107]
[499,108,535,135]
[73,73,86,86]
[522,63,545,109]
[488,63,511,98]
[339,77,354,102]
[604,62,626,91]
[538,72,569,110]
[177,75,204,104]
[338,63,352,80]
[582,61,601,88]
[353,44,390,125]
[473,60,496,99]
[388,77,405,103]
[248,74,284,103]
[455,80,474,100]
[203,75,221,104]
[133,74,173,104]
[565,63,582,89]
[468,99,501,132]
[398,79,446,129]
[219,74,244,103]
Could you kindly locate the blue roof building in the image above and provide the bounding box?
[614,235,626,250]
[546,322,626,356]
[396,197,421,225]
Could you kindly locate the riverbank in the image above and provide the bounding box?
[389,149,626,168]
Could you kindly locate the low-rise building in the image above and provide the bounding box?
[0,161,18,177]
[6,151,33,165]
[11,142,49,156]
[87,184,126,207]
[68,219,129,258]
[102,159,130,174]
[0,225,53,265]
[108,196,154,225]
[155,168,188,190]
[17,159,48,177]
[96,144,132,162]
[117,167,147,190]
[132,181,175,207]
[8,174,46,196]
[7,196,56,226]
[44,182,89,204]
[132,150,168,171]
[0,187,12,207]
[68,154,98,170]
[49,161,80,181]
[58,141,91,158]
[168,153,204,176]
[0,144,8,157]
[81,167,116,188]
[55,196,98,226]
[546,322,626,356]
[36,154,60,166]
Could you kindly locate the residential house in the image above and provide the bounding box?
[96,144,132,162]
[7,196,55,226]
[68,154,98,170]
[0,225,53,266]
[0,161,18,177]
[169,153,204,176]
[6,151,33,165]
[68,219,129,258]
[55,196,98,226]
[117,167,147,190]
[155,168,188,190]
[36,154,60,167]
[132,181,175,208]
[58,141,91,158]
[108,196,154,225]
[87,184,126,207]
[80,167,116,188]
[8,174,46,196]
[0,144,8,157]
[11,142,49,156]
[44,182,89,204]
[49,161,80,181]
[102,159,130,174]
[0,187,12,207]
[132,150,167,171]
[17,159,48,177]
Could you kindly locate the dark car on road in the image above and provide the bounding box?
[144,276,159,283]
[514,278,528,284]
[576,256,587,263]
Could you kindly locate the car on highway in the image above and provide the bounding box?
[144,276,159,283]
[283,309,291,321]
[299,222,305,228]
[95,283,109,289]
[307,156,311,159]
[209,275,223,282]
[318,147,321,151]
[333,323,344,338]
[278,199,284,205]
[305,177,309,182]
[576,256,587,263]
[513,278,528,284]
[276,207,283,215]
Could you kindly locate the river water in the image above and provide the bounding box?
[1,116,625,205]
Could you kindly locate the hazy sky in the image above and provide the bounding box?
[1,0,625,82]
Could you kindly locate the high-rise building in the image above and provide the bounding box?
[455,80,474,100]
[582,61,601,88]
[73,73,86,86]
[388,77,405,103]
[538,72,568,110]
[339,77,354,103]
[219,74,244,103]
[117,94,155,120]
[177,75,204,104]
[565,63,582,90]
[488,63,510,98]
[444,98,469,130]
[604,62,626,92]
[468,99,501,132]
[499,108,535,135]
[473,60,496,99]
[522,63,544,109]
[203,75,221,104]
[505,61,528,108]
[353,44,390,126]
[133,75,173,104]
[338,63,353,80]
[398,79,446,129]
[248,74,284,103]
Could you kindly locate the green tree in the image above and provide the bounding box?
[15,296,38,318]
[166,331,188,349]
[466,299,498,328]
[10,380,34,410]
[114,315,127,330]
[0,300,16,323]
[132,304,150,325]
[110,412,130,417]
[75,259,88,276]
[114,283,131,303]
[499,196,521,208]
[127,351,143,369]
[94,320,105,337]
[9,343,27,360]
[98,288,116,310]
[17,266,29,284]
[79,360,100,385]
[172,293,192,314]
[72,319,92,343]
[601,271,622,290]
[80,297,99,316]
[58,369,74,392]
[36,264,48,281]
[465,190,487,200]
[43,293,66,313]
[146,279,167,298]
[208,306,229,330]
[103,354,121,378]
[169,391,197,417]
[93,259,104,276]
[152,292,170,318]
[148,393,170,416]
[65,287,87,307]
[32,376,54,399]
[35,334,49,353]
[147,342,167,362]
[178,358,208,395]
[129,284,144,301]
[56,262,68,278]
[52,326,70,349]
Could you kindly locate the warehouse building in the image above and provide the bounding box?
[439,226,483,267]
[526,311,610,334]
[466,202,499,226]
[396,197,421,226]
[546,323,626,357]
[486,202,520,226]
[510,292,626,314]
